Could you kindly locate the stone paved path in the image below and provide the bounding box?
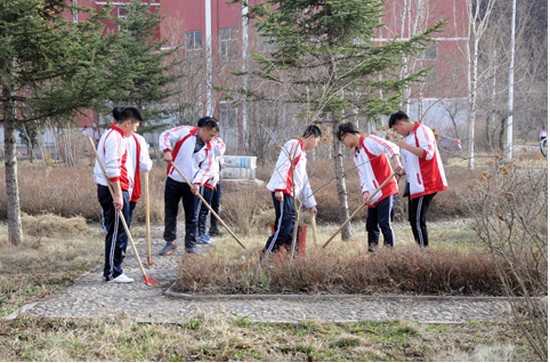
[14,236,514,324]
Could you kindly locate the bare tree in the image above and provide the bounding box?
[466,0,497,169]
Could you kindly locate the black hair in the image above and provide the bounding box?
[388,111,409,128]
[336,122,359,141]
[197,116,218,127]
[302,124,322,138]
[112,106,125,121]
[200,117,220,131]
[112,106,143,123]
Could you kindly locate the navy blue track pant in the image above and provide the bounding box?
[163,177,198,249]
[366,194,396,248]
[264,192,295,257]
[98,185,130,281]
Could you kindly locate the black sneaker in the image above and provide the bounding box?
[209,227,222,236]
[159,242,178,256]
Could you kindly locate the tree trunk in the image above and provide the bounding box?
[332,119,351,240]
[3,89,24,246]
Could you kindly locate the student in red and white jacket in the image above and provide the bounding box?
[126,133,153,223]
[158,118,219,255]
[196,117,226,244]
[389,111,448,248]
[93,106,143,283]
[112,107,153,225]
[263,125,322,258]
[337,122,404,252]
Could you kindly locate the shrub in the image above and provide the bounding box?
[467,154,548,361]
[174,246,545,296]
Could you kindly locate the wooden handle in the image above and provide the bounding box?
[322,172,397,249]
[144,172,152,265]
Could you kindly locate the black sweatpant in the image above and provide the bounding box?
[98,185,130,281]
[197,186,214,236]
[264,192,295,257]
[163,177,199,249]
[209,181,221,231]
[366,194,396,248]
[408,193,436,247]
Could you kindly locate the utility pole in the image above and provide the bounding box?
[505,0,516,160]
[205,0,213,116]
[72,0,78,23]
[241,3,249,152]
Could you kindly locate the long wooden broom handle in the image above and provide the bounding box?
[144,172,152,265]
[322,172,397,249]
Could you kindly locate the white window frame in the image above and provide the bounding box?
[219,27,238,62]
[185,30,203,51]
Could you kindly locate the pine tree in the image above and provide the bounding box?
[0,0,177,245]
[101,0,183,132]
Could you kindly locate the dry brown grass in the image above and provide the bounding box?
[175,243,546,296]
[21,213,89,238]
[0,217,102,318]
[0,157,494,226]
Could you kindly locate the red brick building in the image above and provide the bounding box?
[74,0,468,140]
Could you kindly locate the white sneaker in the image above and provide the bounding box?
[110,274,134,283]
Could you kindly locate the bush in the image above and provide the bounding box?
[467,155,548,360]
[174,245,545,296]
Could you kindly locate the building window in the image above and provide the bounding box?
[185,30,203,51]
[219,27,238,62]
[219,101,238,150]
[117,7,129,20]
[219,101,237,127]
[419,43,437,61]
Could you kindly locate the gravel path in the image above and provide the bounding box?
[13,234,514,324]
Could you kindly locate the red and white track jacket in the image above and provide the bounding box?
[94,124,129,191]
[266,138,316,209]
[354,135,400,207]
[159,126,214,185]
[205,136,226,190]
[126,133,153,203]
[402,122,448,199]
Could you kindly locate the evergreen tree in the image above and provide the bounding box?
[101,0,183,132]
[236,0,443,239]
[0,0,178,245]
